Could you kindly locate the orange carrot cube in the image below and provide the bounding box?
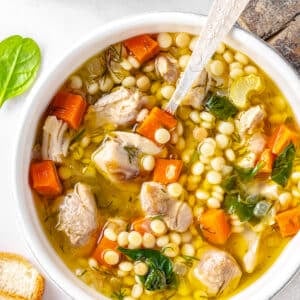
[30,160,62,197]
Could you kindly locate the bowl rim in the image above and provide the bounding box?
[12,11,300,300]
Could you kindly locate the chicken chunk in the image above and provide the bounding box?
[42,116,71,163]
[182,70,209,109]
[248,132,267,154]
[237,105,266,135]
[155,54,180,84]
[56,183,98,246]
[140,182,169,216]
[92,132,162,182]
[193,249,242,296]
[140,182,193,232]
[164,200,193,232]
[241,226,261,273]
[86,87,147,128]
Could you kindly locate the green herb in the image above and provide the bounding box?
[224,193,256,221]
[70,129,86,145]
[186,149,199,169]
[222,175,238,192]
[232,132,241,143]
[205,94,238,120]
[77,269,87,277]
[272,143,296,186]
[106,43,128,82]
[241,194,263,206]
[43,210,58,223]
[112,288,127,300]
[118,247,175,291]
[91,265,114,277]
[107,43,123,63]
[123,145,139,164]
[235,162,264,182]
[180,255,200,267]
[0,35,41,107]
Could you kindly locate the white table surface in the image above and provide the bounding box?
[0,0,299,299]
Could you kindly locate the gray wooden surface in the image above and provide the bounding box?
[238,0,300,73]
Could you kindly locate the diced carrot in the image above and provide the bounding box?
[132,217,152,234]
[153,159,183,184]
[124,34,159,64]
[137,107,177,142]
[30,160,62,197]
[268,124,298,155]
[199,209,231,245]
[275,207,300,237]
[92,236,120,266]
[50,91,87,130]
[258,148,275,174]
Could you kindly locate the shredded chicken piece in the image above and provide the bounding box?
[241,226,261,273]
[237,105,266,135]
[182,70,209,109]
[164,200,193,232]
[41,116,71,163]
[155,54,180,84]
[86,87,147,128]
[140,182,169,216]
[56,183,98,246]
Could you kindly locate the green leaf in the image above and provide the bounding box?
[205,94,238,120]
[118,247,175,291]
[222,175,238,192]
[234,162,264,182]
[272,143,296,186]
[224,193,256,221]
[0,35,41,107]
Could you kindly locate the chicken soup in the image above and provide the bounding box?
[30,32,300,299]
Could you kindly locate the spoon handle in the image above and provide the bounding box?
[165,0,250,115]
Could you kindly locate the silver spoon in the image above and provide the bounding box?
[165,0,250,115]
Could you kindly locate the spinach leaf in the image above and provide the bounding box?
[118,247,175,291]
[234,162,264,182]
[224,193,257,221]
[272,143,296,186]
[0,35,41,107]
[205,94,238,120]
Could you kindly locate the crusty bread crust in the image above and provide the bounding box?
[0,253,44,300]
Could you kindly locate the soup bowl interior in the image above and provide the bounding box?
[13,12,300,300]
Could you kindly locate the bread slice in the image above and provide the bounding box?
[0,253,44,300]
